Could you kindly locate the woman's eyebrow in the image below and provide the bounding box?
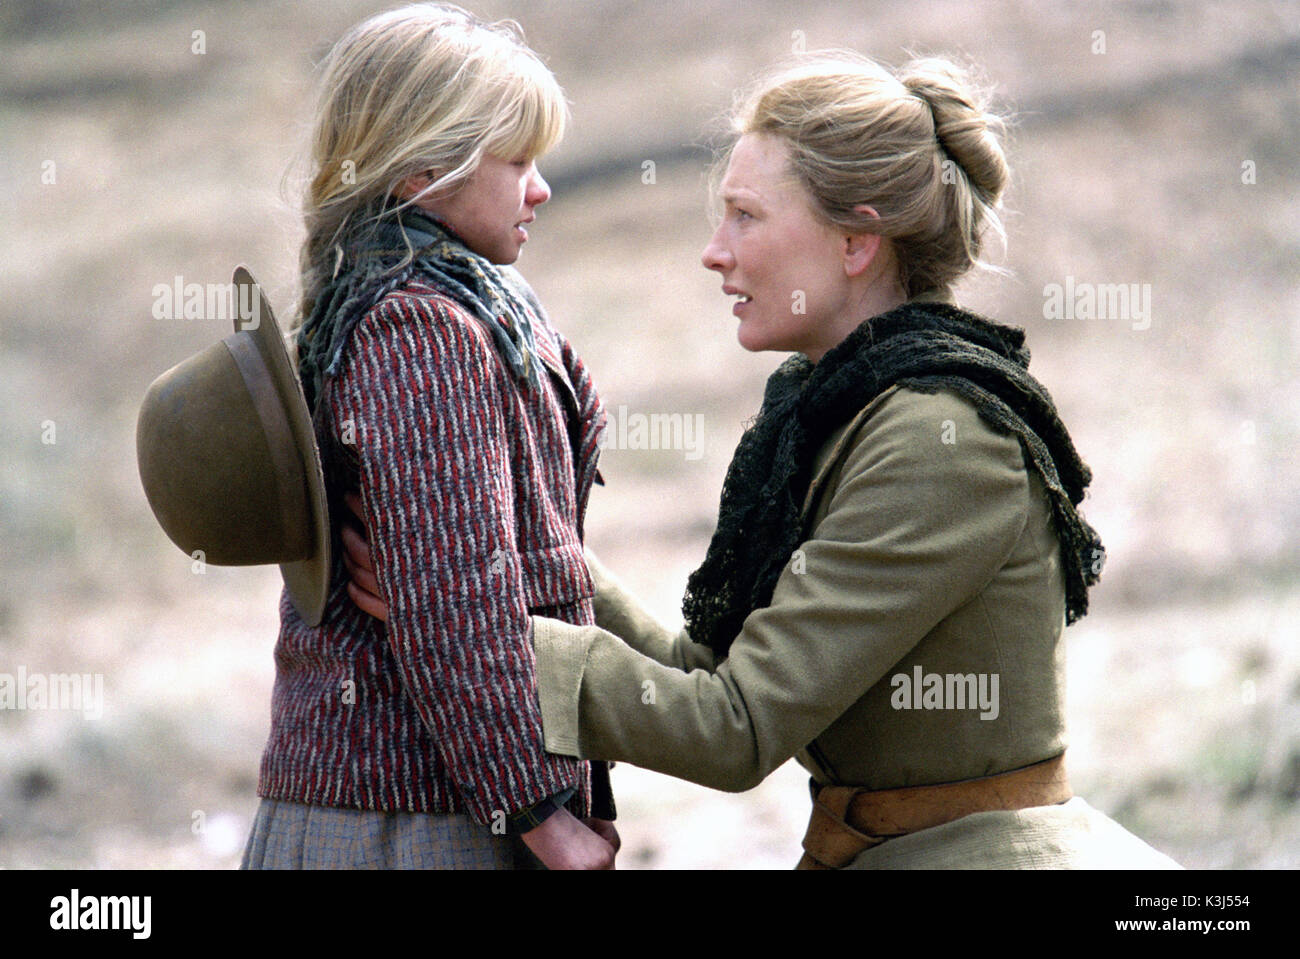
[721,189,763,207]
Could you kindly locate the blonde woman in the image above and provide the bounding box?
[241,3,617,870]
[347,50,1180,869]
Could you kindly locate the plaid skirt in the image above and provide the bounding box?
[240,798,544,870]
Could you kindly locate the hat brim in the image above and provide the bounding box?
[233,265,331,627]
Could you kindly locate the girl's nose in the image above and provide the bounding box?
[527,166,551,206]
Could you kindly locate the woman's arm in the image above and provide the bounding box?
[584,547,716,673]
[342,517,715,674]
[531,387,1032,791]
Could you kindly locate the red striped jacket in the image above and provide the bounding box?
[257,275,606,824]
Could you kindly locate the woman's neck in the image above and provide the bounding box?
[804,280,908,364]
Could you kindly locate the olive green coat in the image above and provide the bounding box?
[532,384,1179,869]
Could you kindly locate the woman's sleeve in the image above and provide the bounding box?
[333,293,584,824]
[584,547,716,673]
[533,388,1030,791]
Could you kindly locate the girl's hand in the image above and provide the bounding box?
[342,492,390,622]
[521,807,617,870]
[343,490,614,867]
[583,817,621,854]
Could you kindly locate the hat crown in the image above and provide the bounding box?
[136,268,330,625]
[136,338,311,564]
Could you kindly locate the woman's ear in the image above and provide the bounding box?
[842,204,883,278]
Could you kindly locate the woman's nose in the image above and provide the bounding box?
[701,228,732,272]
[527,166,551,207]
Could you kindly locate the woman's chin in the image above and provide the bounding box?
[735,325,768,353]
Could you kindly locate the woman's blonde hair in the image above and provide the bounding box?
[725,51,1009,298]
[296,2,567,326]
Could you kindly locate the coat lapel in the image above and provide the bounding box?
[800,386,902,518]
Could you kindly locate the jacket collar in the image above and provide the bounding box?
[800,385,901,516]
[797,291,958,515]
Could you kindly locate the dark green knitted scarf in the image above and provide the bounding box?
[681,301,1105,660]
[296,202,544,418]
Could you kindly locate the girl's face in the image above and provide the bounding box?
[700,134,858,362]
[413,154,551,264]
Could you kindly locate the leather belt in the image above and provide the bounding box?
[796,754,1072,870]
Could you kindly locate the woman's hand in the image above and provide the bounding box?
[521,807,617,870]
[341,492,390,622]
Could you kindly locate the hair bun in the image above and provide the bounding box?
[900,58,1008,204]
[731,49,1009,296]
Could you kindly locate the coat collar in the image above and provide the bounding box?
[797,292,958,515]
[800,385,902,516]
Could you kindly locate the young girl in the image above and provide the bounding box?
[240,2,617,870]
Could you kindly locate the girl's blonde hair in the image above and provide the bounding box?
[296,2,567,326]
[725,51,1009,298]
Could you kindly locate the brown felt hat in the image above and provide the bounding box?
[136,266,330,626]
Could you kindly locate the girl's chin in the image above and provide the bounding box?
[484,243,523,266]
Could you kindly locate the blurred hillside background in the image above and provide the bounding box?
[1,0,1297,869]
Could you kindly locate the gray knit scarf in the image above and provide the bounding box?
[681,301,1105,660]
[297,202,544,418]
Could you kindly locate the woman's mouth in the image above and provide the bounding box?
[724,286,752,315]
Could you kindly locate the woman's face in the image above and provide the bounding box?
[701,134,856,361]
[702,132,863,361]
[413,154,551,264]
